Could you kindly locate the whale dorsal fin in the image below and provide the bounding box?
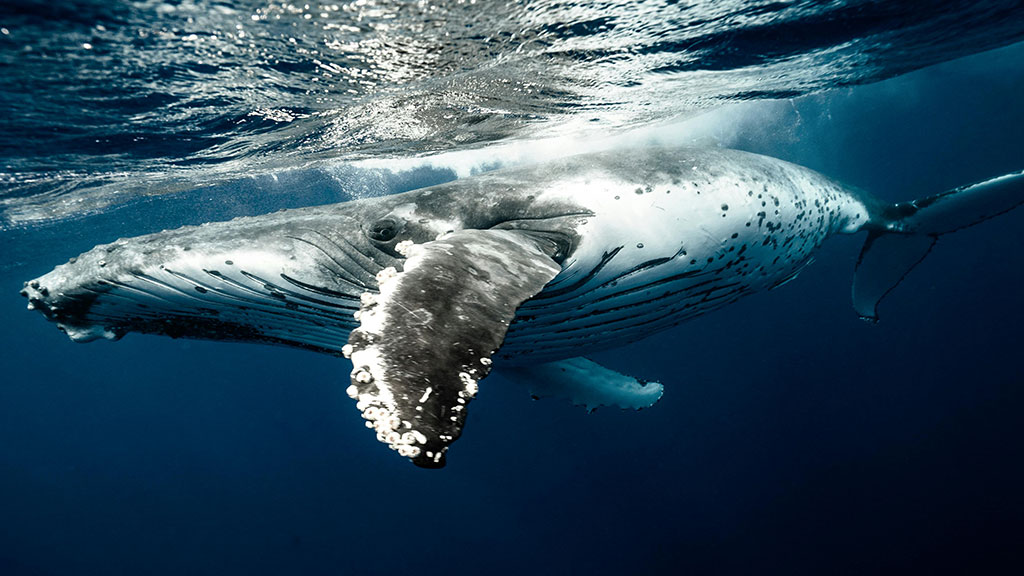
[344,229,561,468]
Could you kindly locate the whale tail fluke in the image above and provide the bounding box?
[853,170,1024,322]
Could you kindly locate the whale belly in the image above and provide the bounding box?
[500,149,868,363]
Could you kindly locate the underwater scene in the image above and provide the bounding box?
[2,1,1024,574]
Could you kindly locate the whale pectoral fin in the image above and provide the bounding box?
[503,357,664,413]
[344,229,561,468]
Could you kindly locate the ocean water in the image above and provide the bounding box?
[2,2,1024,575]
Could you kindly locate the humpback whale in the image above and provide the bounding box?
[21,147,1024,467]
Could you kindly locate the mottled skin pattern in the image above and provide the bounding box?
[500,147,871,360]
[22,146,881,466]
[21,147,872,360]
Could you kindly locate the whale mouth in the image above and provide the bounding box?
[24,266,360,353]
[21,221,384,354]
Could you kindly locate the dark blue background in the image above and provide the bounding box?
[2,44,1023,575]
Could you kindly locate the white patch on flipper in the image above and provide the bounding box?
[395,240,416,257]
[347,257,433,457]
[374,266,398,285]
[461,376,478,398]
[507,357,664,412]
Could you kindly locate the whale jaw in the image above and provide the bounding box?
[20,218,380,354]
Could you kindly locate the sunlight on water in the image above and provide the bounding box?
[1,1,1023,227]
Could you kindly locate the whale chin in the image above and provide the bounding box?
[23,255,365,354]
[21,214,384,354]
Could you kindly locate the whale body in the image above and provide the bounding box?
[21,147,1024,467]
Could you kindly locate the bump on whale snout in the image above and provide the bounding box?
[21,275,122,343]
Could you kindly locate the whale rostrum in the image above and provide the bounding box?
[21,147,1024,467]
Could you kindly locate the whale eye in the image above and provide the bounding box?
[368,217,402,242]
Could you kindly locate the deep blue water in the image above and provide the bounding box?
[2,2,1024,575]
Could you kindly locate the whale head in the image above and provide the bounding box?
[20,204,393,354]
